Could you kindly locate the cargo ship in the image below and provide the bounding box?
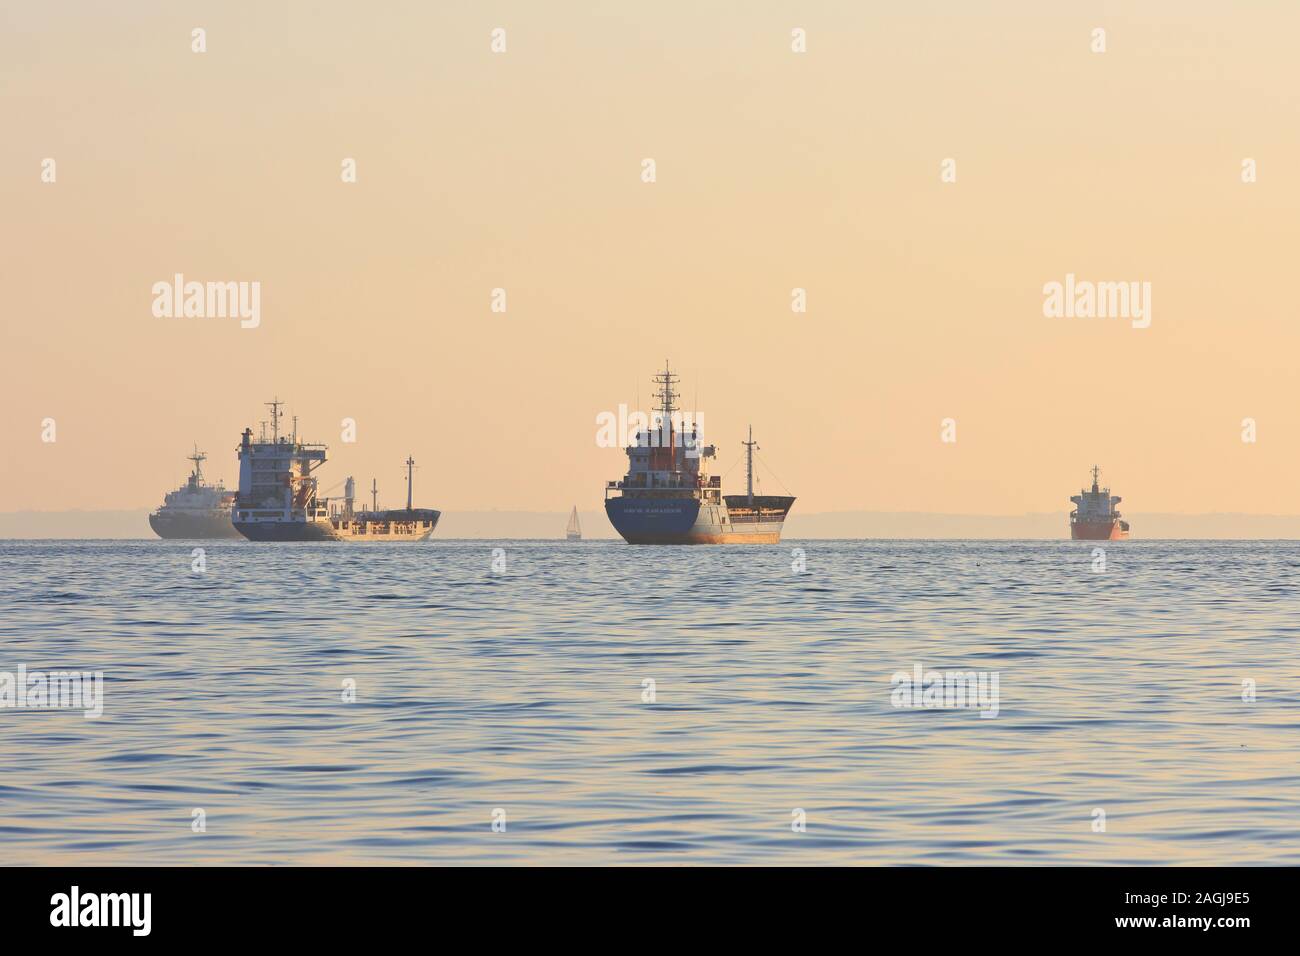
[149,447,240,539]
[1070,465,1130,540]
[604,365,795,544]
[232,399,440,542]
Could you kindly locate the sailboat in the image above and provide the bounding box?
[566,506,582,541]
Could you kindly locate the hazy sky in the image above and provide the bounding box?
[3,2,1298,515]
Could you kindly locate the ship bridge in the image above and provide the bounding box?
[236,399,330,520]
[1069,465,1122,519]
[607,363,720,502]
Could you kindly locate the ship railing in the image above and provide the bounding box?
[614,475,701,487]
[607,478,701,492]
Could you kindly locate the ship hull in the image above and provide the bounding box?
[234,511,440,542]
[149,512,242,540]
[333,510,440,542]
[605,496,793,544]
[1071,519,1129,540]
[233,518,341,542]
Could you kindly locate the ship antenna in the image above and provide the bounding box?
[189,444,206,482]
[1091,464,1100,492]
[743,425,759,506]
[266,397,283,443]
[653,361,678,415]
[405,456,416,511]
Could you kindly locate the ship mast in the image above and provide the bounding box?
[653,361,679,470]
[188,445,206,483]
[1091,464,1100,493]
[654,361,679,415]
[405,456,415,511]
[743,425,758,506]
[266,398,283,443]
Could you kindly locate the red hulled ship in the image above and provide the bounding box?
[1069,466,1130,540]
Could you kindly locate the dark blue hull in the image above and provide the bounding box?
[605,497,702,544]
[233,519,340,542]
[605,496,792,544]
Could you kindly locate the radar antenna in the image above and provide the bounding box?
[653,361,679,414]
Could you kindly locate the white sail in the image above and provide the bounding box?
[566,506,581,539]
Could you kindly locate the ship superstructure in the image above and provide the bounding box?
[604,365,795,544]
[1069,465,1130,540]
[149,446,240,539]
[232,399,440,542]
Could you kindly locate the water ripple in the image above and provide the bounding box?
[0,538,1298,864]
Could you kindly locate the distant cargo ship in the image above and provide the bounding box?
[1070,465,1130,540]
[149,447,240,539]
[604,365,795,544]
[232,399,440,542]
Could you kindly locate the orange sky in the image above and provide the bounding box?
[3,2,1299,515]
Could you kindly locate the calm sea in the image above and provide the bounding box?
[1,539,1297,865]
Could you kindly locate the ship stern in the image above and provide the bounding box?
[605,496,703,544]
